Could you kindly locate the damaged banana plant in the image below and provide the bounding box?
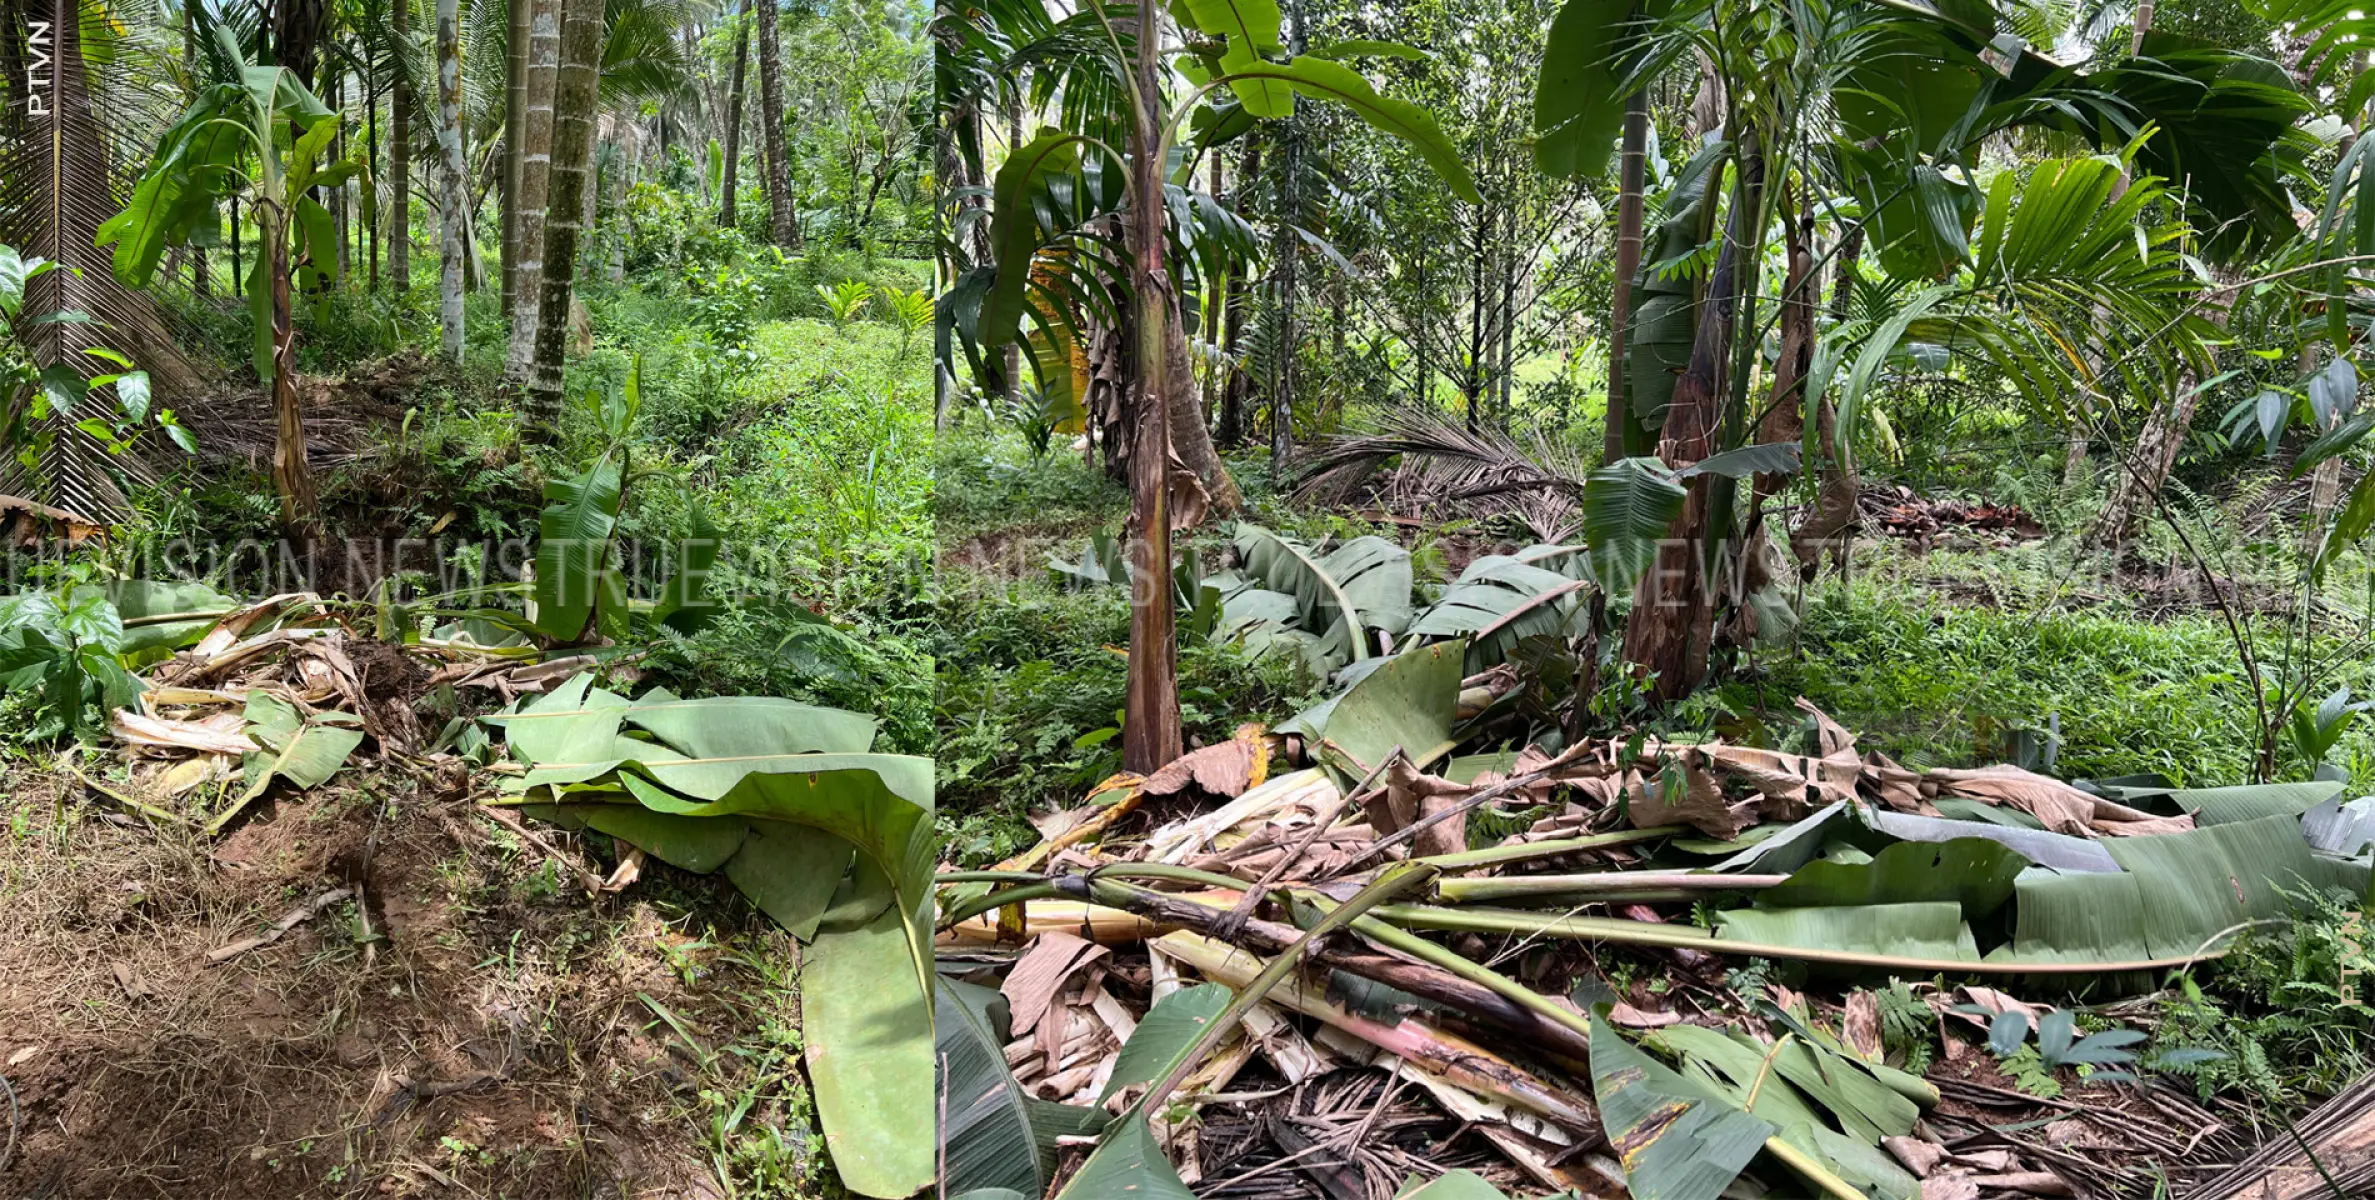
[487,672,934,1199]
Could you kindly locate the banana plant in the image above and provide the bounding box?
[98,6,354,532]
[526,356,722,645]
[949,0,1475,774]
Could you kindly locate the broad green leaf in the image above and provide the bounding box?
[1224,58,1479,203]
[937,979,1107,1196]
[651,504,723,632]
[979,130,1086,349]
[806,899,936,1198]
[1532,0,1645,179]
[1590,1012,1774,1200]
[530,452,623,641]
[1396,1172,1514,1199]
[1717,902,1980,963]
[1052,1115,1196,1200]
[1279,641,1463,776]
[2166,781,2343,825]
[1098,982,1231,1102]
[1580,457,1685,595]
[1758,837,2028,919]
[1407,551,1588,672]
[1177,0,1291,116]
[1232,524,1412,663]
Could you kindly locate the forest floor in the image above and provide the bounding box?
[0,254,929,1199]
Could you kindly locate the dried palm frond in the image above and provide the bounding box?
[1296,406,1591,542]
[0,0,214,517]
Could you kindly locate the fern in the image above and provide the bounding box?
[2003,1045,2064,1099]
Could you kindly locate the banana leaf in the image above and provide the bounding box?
[1048,985,1237,1200]
[1232,524,1413,664]
[1406,551,1588,672]
[1589,1011,1775,1200]
[1653,1024,1919,1198]
[2165,781,2344,825]
[1756,837,2028,918]
[1579,457,1687,596]
[498,673,935,1199]
[1278,641,1463,777]
[1718,901,1980,963]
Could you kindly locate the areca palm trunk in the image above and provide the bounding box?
[389,0,411,291]
[436,0,466,360]
[503,0,527,308]
[1792,222,1862,576]
[1604,90,1647,465]
[504,0,560,381]
[756,0,798,248]
[527,0,602,432]
[719,0,752,228]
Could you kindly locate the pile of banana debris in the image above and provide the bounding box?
[935,648,2375,1200]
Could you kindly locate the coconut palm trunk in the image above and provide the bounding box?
[389,0,412,291]
[504,0,559,380]
[755,0,799,248]
[718,0,751,228]
[436,0,466,360]
[527,0,602,431]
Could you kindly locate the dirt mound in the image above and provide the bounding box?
[0,766,818,1199]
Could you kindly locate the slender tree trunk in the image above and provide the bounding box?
[1622,133,1763,701]
[718,0,752,228]
[1792,222,1863,576]
[365,60,378,288]
[1219,139,1258,444]
[504,0,530,309]
[756,0,799,248]
[185,2,210,299]
[528,0,602,431]
[390,0,412,291]
[1605,90,1647,464]
[1123,12,1181,775]
[1270,120,1300,464]
[437,0,467,361]
[264,201,318,533]
[505,0,560,380]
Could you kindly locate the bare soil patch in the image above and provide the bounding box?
[0,764,819,1199]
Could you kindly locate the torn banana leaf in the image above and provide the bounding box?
[1589,1011,1777,1200]
[1232,523,1413,664]
[1049,984,1235,1200]
[1406,549,1589,672]
[207,691,366,834]
[1652,1024,1918,1198]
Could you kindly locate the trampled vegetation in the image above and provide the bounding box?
[931,0,2375,1196]
[13,0,2375,1196]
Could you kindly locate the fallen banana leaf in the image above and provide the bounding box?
[206,692,364,835]
[1394,1170,1522,1198]
[1279,641,1464,778]
[497,672,935,1199]
[1651,1023,1917,1198]
[1588,1011,1784,1200]
[2166,780,2345,825]
[1371,903,2234,975]
[1756,837,2027,918]
[1232,523,1414,664]
[936,977,1108,1197]
[1405,550,1588,671]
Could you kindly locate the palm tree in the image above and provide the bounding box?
[717,0,751,228]
[436,0,467,359]
[505,0,559,380]
[526,0,601,429]
[755,0,796,247]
